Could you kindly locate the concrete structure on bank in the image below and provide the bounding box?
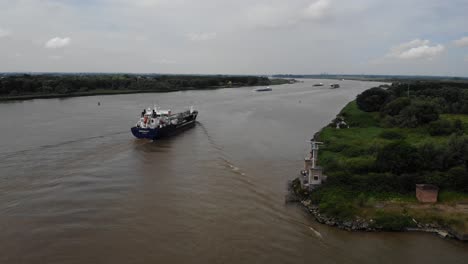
[416,184,439,203]
[299,139,326,191]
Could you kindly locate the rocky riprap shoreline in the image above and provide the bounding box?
[285,181,457,240]
[299,199,454,238]
[300,200,375,232]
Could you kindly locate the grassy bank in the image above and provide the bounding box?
[307,98,468,234]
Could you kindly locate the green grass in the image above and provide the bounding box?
[318,101,435,167]
[441,114,468,124]
[318,101,454,166]
[441,114,468,134]
[438,191,468,203]
[338,101,380,127]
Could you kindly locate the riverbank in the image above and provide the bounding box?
[287,178,466,240]
[288,82,468,241]
[0,84,275,101]
[0,74,292,101]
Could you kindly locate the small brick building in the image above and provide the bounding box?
[416,184,439,203]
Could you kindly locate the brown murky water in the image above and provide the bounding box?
[1,80,467,264]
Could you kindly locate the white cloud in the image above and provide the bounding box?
[0,28,11,38]
[454,36,468,47]
[45,37,71,48]
[386,39,445,60]
[187,32,216,41]
[303,0,331,20]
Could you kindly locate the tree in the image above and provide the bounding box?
[446,166,468,191]
[376,141,421,174]
[428,119,454,136]
[381,97,411,116]
[445,135,468,169]
[396,101,439,127]
[55,83,71,94]
[418,142,445,170]
[454,119,464,135]
[356,87,390,112]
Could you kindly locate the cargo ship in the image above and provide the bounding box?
[131,106,198,140]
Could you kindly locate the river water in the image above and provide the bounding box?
[0,79,467,263]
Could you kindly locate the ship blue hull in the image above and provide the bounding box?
[131,114,197,140]
[131,126,160,139]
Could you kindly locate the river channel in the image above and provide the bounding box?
[1,79,467,263]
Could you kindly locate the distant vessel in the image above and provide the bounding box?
[330,84,340,89]
[255,86,272,92]
[313,83,324,87]
[131,106,198,140]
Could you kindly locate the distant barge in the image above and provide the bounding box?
[254,86,272,92]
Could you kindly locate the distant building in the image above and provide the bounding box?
[299,139,326,191]
[416,184,439,203]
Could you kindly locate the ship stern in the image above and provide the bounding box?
[131,127,158,139]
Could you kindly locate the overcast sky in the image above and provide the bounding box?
[1,0,468,76]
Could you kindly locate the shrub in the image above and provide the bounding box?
[318,195,356,220]
[445,134,468,168]
[351,173,398,192]
[339,101,379,127]
[446,166,468,192]
[356,87,391,112]
[421,169,468,192]
[379,130,405,140]
[341,146,368,157]
[356,193,367,207]
[418,142,445,171]
[382,97,411,116]
[394,101,439,128]
[372,211,416,231]
[324,171,354,186]
[428,119,454,136]
[376,141,421,174]
[325,143,348,152]
[422,171,445,187]
[410,101,440,124]
[344,156,376,173]
[454,119,464,135]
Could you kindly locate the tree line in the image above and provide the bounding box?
[0,74,272,97]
